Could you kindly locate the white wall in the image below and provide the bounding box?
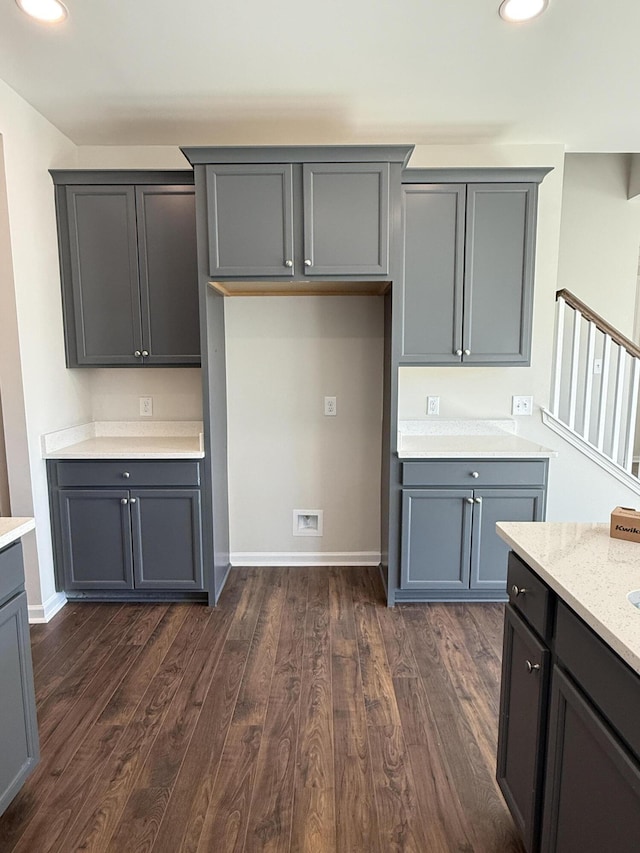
[225,296,384,559]
[400,145,640,522]
[556,154,640,339]
[0,80,93,609]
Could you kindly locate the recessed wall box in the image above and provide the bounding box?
[293,509,324,537]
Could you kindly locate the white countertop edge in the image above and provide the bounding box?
[397,449,556,459]
[0,518,35,551]
[496,524,640,675]
[47,449,205,460]
[42,421,205,457]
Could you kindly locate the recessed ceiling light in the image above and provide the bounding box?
[15,0,68,24]
[499,0,548,23]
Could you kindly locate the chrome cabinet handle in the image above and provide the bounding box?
[474,497,482,504]
[134,350,142,357]
[466,497,474,504]
[304,259,312,267]
[471,471,479,478]
[464,349,471,356]
[121,498,128,505]
[284,259,293,268]
[122,472,130,479]
[511,585,527,597]
[455,349,463,357]
[526,660,541,674]
[129,497,137,504]
[142,350,149,357]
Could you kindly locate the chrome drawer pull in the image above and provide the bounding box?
[511,585,527,597]
[526,660,541,674]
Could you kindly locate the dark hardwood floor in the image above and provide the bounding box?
[0,568,525,853]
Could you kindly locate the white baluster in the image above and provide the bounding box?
[582,320,596,442]
[611,345,627,464]
[625,357,640,472]
[568,309,581,431]
[551,297,566,417]
[596,335,612,452]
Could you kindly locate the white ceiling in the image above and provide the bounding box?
[0,0,639,149]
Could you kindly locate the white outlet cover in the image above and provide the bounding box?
[512,395,533,416]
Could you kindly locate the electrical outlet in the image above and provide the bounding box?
[324,396,337,416]
[427,396,440,416]
[594,358,603,375]
[139,396,153,417]
[512,395,533,416]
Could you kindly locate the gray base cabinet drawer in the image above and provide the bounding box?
[55,460,201,488]
[0,542,25,606]
[402,460,547,488]
[507,552,553,641]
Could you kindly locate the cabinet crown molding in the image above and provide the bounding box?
[402,166,553,184]
[181,144,414,166]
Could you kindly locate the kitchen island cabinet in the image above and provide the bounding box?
[496,523,640,853]
[0,521,38,817]
[51,171,200,368]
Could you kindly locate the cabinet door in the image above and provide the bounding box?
[497,606,550,853]
[400,184,465,363]
[302,163,390,276]
[58,489,134,589]
[130,490,203,589]
[541,667,640,853]
[471,488,544,590]
[400,489,472,589]
[205,164,294,277]
[136,186,200,365]
[0,591,39,816]
[64,186,143,365]
[463,184,536,365]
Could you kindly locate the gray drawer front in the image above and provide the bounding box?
[555,601,640,758]
[55,460,201,488]
[507,552,552,640]
[402,459,546,487]
[0,543,24,606]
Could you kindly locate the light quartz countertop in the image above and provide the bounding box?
[42,421,204,460]
[497,522,640,676]
[0,517,35,551]
[397,418,556,459]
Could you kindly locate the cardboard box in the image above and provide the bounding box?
[610,507,640,543]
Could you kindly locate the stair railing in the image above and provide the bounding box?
[548,289,640,474]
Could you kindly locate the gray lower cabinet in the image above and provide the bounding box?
[400,460,547,598]
[0,542,39,816]
[205,161,390,278]
[498,553,640,853]
[50,460,204,593]
[400,170,549,366]
[51,171,200,368]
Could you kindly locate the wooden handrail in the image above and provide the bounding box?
[556,289,640,360]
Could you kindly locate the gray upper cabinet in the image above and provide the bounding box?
[204,159,390,279]
[400,169,550,366]
[302,163,389,275]
[206,164,295,277]
[51,171,200,368]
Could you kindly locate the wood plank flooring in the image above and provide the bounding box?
[0,568,525,853]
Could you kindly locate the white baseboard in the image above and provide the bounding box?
[230,551,381,567]
[28,591,67,624]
